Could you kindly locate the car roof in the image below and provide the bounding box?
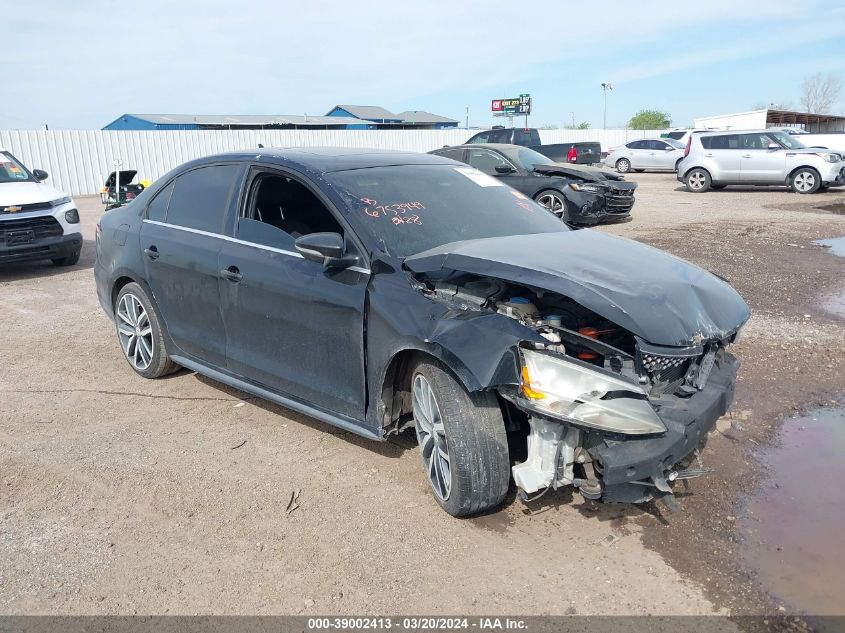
[433,143,519,151]
[183,146,454,174]
[695,129,777,136]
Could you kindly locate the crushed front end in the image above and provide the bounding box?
[416,270,745,506]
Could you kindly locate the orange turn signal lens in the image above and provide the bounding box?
[521,365,545,400]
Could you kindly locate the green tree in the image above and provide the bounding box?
[628,109,671,130]
[565,121,591,129]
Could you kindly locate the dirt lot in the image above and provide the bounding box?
[1,174,844,618]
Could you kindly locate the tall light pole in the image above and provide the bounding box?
[601,82,614,129]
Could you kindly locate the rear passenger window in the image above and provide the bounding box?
[628,140,647,149]
[489,129,511,143]
[702,135,740,150]
[435,148,466,162]
[146,181,173,222]
[166,164,240,234]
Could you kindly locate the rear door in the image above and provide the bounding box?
[218,166,369,422]
[739,132,786,183]
[701,134,742,181]
[139,162,243,367]
[623,140,650,168]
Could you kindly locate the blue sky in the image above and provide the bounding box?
[3,0,845,130]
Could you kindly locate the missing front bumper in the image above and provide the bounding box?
[511,351,739,503]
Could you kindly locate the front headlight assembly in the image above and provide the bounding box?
[519,349,666,435]
[815,152,842,163]
[569,182,601,193]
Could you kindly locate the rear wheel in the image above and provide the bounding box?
[685,168,711,193]
[790,168,821,194]
[615,158,631,173]
[534,190,569,221]
[411,359,510,517]
[114,282,177,379]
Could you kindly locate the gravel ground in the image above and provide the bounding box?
[1,174,843,618]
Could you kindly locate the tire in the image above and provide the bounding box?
[685,168,711,193]
[51,248,81,267]
[411,358,510,517]
[534,190,569,222]
[790,168,821,194]
[711,184,727,190]
[114,282,178,379]
[615,158,631,173]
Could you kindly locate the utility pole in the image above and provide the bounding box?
[601,82,614,129]
[465,106,469,129]
[570,112,575,128]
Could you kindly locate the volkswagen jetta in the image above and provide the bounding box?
[95,148,749,516]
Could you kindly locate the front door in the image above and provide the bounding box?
[139,163,242,367]
[218,168,369,422]
[740,132,786,183]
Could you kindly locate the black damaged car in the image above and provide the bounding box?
[94,148,749,517]
[429,144,636,225]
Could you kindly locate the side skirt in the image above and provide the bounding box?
[170,355,383,442]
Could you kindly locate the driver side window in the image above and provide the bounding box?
[467,149,514,175]
[238,171,344,251]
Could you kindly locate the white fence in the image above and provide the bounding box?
[0,128,661,197]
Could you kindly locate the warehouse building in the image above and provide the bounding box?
[103,113,378,131]
[693,108,845,133]
[325,105,459,129]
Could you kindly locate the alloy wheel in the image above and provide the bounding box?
[794,171,816,193]
[617,159,630,173]
[536,192,565,215]
[116,293,154,371]
[688,171,706,190]
[412,374,451,501]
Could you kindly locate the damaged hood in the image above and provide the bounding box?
[533,163,625,182]
[405,231,750,347]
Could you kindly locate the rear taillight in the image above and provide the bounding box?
[567,146,578,162]
[683,137,691,158]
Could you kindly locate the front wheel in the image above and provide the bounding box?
[790,168,821,194]
[534,190,569,222]
[411,359,510,517]
[685,168,711,193]
[114,282,178,379]
[616,158,631,173]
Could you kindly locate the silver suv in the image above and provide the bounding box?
[677,130,845,194]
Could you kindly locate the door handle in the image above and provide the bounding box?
[742,154,752,158]
[704,153,713,157]
[143,246,159,260]
[220,265,242,282]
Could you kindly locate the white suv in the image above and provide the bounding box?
[0,149,82,266]
[677,130,845,194]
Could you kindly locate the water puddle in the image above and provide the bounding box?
[814,236,845,258]
[815,203,845,216]
[740,405,845,614]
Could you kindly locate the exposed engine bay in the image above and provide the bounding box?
[419,271,741,507]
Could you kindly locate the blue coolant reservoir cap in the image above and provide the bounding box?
[508,297,530,304]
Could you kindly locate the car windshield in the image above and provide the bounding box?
[0,151,34,183]
[665,138,685,149]
[507,147,557,170]
[769,131,806,150]
[327,164,568,258]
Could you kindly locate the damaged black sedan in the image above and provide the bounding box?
[429,144,636,225]
[94,148,749,517]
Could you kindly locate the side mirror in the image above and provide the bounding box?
[33,169,49,181]
[495,165,516,174]
[665,146,675,151]
[295,232,359,270]
[767,143,780,151]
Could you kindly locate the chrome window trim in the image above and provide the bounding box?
[142,220,371,274]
